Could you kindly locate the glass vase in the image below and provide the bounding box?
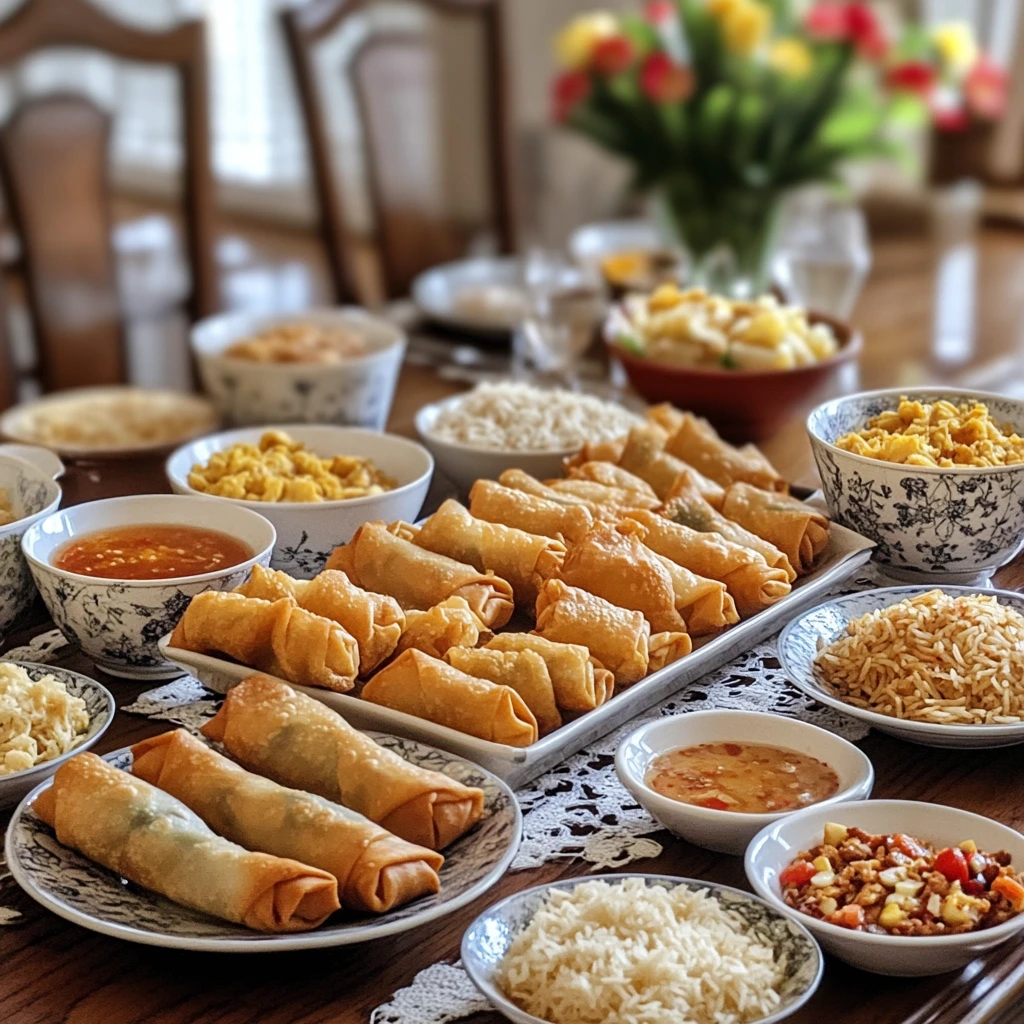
[654,180,783,298]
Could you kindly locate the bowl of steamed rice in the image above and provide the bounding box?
[807,388,1024,583]
[778,586,1024,748]
[461,874,822,1024]
[0,662,114,808]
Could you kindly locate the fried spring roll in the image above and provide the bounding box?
[202,675,484,850]
[234,565,404,675]
[326,521,514,628]
[131,730,442,914]
[620,510,791,618]
[564,462,659,502]
[661,472,797,581]
[534,579,649,686]
[558,523,688,634]
[649,631,693,672]
[654,554,739,636]
[468,479,594,544]
[645,402,687,436]
[618,424,725,507]
[33,753,340,932]
[169,591,359,691]
[395,596,489,659]
[721,482,830,574]
[412,500,565,610]
[446,647,562,736]
[484,633,613,711]
[562,438,627,471]
[665,414,786,492]
[362,649,538,747]
[542,478,660,512]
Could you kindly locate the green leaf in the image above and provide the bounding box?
[619,14,659,57]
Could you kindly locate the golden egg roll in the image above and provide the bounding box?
[131,730,443,914]
[618,424,725,507]
[562,438,627,471]
[645,402,686,436]
[619,511,791,618]
[665,413,786,492]
[564,461,659,502]
[395,596,488,659]
[483,633,613,711]
[468,479,594,544]
[499,469,598,510]
[661,472,797,581]
[362,650,538,747]
[446,646,561,736]
[534,579,649,687]
[202,675,484,850]
[649,631,693,672]
[235,565,405,675]
[326,521,514,628]
[33,753,340,932]
[558,523,688,634]
[721,482,830,574]
[542,478,660,512]
[169,591,358,691]
[412,500,566,611]
[653,554,739,636]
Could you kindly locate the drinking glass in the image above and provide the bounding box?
[773,202,872,320]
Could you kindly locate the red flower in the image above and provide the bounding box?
[804,2,848,41]
[552,70,591,122]
[805,2,887,59]
[965,56,1008,121]
[591,35,634,75]
[644,0,675,23]
[639,52,694,103]
[886,60,936,96]
[933,106,970,132]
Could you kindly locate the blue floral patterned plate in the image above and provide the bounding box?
[461,874,823,1024]
[778,585,1024,748]
[5,734,521,951]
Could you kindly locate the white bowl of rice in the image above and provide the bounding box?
[461,874,822,1024]
[0,661,114,809]
[778,586,1024,747]
[415,383,643,492]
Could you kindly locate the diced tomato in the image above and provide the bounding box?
[831,905,865,930]
[992,875,1024,912]
[780,860,817,886]
[697,797,730,810]
[723,743,742,756]
[893,833,929,858]
[935,847,970,886]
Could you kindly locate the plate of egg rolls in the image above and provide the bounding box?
[4,675,521,950]
[159,403,875,787]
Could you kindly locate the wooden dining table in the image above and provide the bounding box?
[5,221,1024,1024]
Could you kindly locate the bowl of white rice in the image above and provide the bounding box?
[416,383,643,492]
[461,874,822,1024]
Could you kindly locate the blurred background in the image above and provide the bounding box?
[0,0,1022,406]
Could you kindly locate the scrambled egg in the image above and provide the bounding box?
[188,430,396,502]
[835,397,1024,467]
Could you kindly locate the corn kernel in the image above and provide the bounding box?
[823,823,848,847]
[812,855,832,873]
[648,283,684,313]
[959,840,978,855]
[878,902,906,928]
[819,897,838,916]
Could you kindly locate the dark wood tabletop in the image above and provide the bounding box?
[6,226,1024,1024]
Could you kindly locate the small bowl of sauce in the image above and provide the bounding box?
[616,710,874,855]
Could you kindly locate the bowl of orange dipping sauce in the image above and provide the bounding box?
[21,495,275,680]
[616,710,874,855]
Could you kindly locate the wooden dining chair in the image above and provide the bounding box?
[282,0,517,304]
[0,0,215,398]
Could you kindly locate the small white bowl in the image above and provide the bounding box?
[616,710,874,855]
[746,799,1024,976]
[0,444,63,638]
[412,256,525,334]
[190,307,406,428]
[21,495,276,679]
[166,424,433,576]
[0,662,114,809]
[778,585,1024,748]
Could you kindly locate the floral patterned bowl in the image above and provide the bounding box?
[807,388,1024,584]
[21,495,275,680]
[0,445,63,641]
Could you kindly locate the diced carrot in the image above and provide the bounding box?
[780,860,816,886]
[831,904,865,930]
[992,875,1024,912]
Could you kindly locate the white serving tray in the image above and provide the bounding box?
[159,521,873,789]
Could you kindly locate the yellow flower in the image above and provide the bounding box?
[707,0,743,17]
[932,21,979,75]
[769,37,813,78]
[554,12,619,70]
[721,1,771,55]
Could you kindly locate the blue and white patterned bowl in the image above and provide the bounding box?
[191,307,406,429]
[807,388,1024,584]
[778,585,1024,747]
[6,733,521,951]
[21,495,276,680]
[0,662,114,809]
[461,874,823,1024]
[166,425,433,577]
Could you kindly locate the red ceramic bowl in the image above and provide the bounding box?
[607,311,861,443]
